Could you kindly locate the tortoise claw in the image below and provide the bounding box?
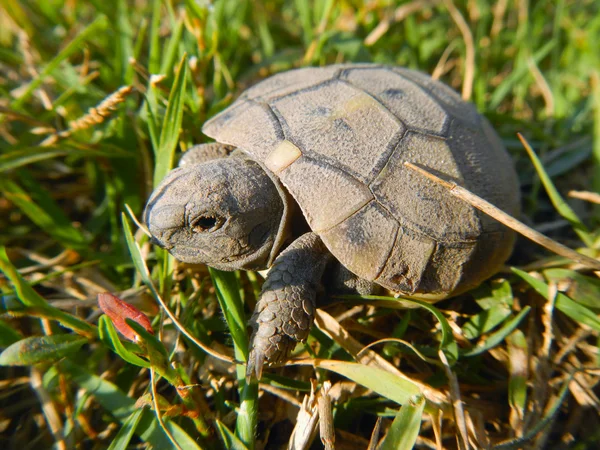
[246,348,265,382]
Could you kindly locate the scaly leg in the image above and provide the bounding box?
[247,232,331,379]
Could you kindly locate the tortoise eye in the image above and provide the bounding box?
[191,216,222,233]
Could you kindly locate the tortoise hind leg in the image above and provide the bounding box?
[325,263,380,297]
[247,232,331,380]
[178,143,235,167]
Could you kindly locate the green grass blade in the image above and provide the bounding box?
[208,269,248,359]
[294,0,314,44]
[543,268,600,310]
[489,40,555,110]
[153,55,188,187]
[507,330,528,416]
[462,304,512,339]
[380,395,425,450]
[0,247,48,308]
[107,408,145,450]
[10,15,108,110]
[160,19,185,75]
[148,0,162,74]
[0,175,88,251]
[519,134,593,246]
[314,360,427,410]
[512,268,600,332]
[121,213,153,285]
[0,147,103,173]
[349,295,455,350]
[145,101,160,153]
[461,306,531,357]
[0,247,96,334]
[208,268,257,448]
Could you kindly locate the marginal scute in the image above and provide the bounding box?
[392,68,481,127]
[371,131,481,242]
[271,79,403,183]
[278,157,373,232]
[340,67,449,134]
[445,118,520,233]
[242,66,340,101]
[376,227,436,294]
[320,201,398,281]
[203,101,283,160]
[418,242,478,295]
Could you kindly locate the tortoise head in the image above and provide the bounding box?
[144,156,289,270]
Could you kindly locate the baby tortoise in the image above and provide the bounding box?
[144,64,520,379]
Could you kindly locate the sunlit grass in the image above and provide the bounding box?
[1,1,599,448]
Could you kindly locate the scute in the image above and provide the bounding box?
[271,79,403,183]
[320,201,398,281]
[375,227,436,294]
[241,66,340,101]
[371,131,481,242]
[340,67,449,134]
[392,68,481,127]
[203,101,283,160]
[278,156,373,232]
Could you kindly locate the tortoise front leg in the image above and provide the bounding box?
[178,142,235,167]
[247,232,332,380]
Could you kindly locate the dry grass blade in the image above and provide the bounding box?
[364,1,436,46]
[318,381,335,450]
[289,380,319,450]
[313,309,450,411]
[367,417,383,450]
[442,0,475,100]
[40,86,134,146]
[403,162,600,270]
[30,366,67,450]
[438,350,469,450]
[568,190,600,204]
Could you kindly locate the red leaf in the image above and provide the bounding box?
[98,292,154,341]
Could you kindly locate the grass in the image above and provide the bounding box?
[1,0,599,448]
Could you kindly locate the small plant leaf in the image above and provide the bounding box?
[209,268,248,360]
[98,315,151,368]
[98,292,154,342]
[0,334,87,366]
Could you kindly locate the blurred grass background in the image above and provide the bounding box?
[1,0,599,449]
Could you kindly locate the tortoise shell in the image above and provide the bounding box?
[203,64,520,298]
